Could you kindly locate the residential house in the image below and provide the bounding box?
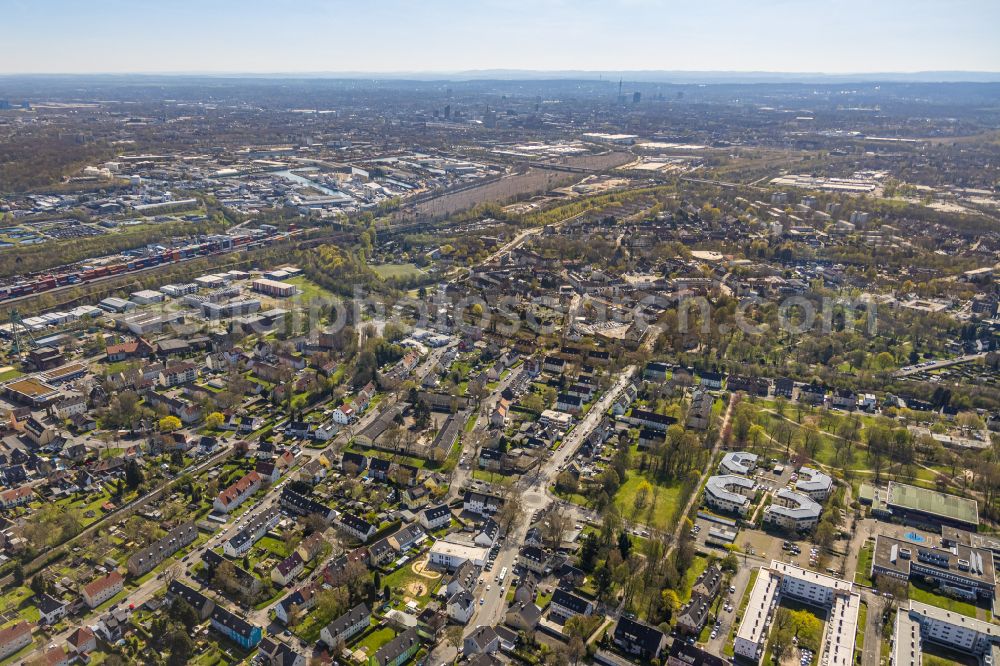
[257,638,306,666]
[296,533,326,562]
[224,506,280,556]
[699,371,724,390]
[167,580,215,620]
[373,627,421,666]
[280,488,335,523]
[474,519,500,548]
[368,538,395,567]
[464,625,499,656]
[337,513,376,542]
[463,491,503,516]
[505,602,541,632]
[687,390,714,431]
[774,377,794,398]
[613,617,667,659]
[66,626,96,655]
[644,362,670,381]
[448,591,475,624]
[676,593,711,635]
[549,588,593,620]
[53,395,87,419]
[518,546,550,575]
[82,571,124,608]
[23,417,55,447]
[275,583,319,625]
[213,471,261,513]
[271,552,305,587]
[160,362,198,387]
[419,505,451,531]
[799,384,827,405]
[628,409,677,432]
[126,521,198,577]
[35,593,68,625]
[0,485,33,509]
[320,603,371,648]
[831,388,857,410]
[388,524,425,553]
[210,606,262,649]
[555,394,583,414]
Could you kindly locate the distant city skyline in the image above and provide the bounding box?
[4,0,1000,76]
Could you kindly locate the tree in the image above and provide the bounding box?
[579,533,600,572]
[30,574,46,596]
[617,531,632,559]
[521,391,545,414]
[205,412,225,430]
[125,460,144,490]
[661,589,680,618]
[632,479,651,518]
[158,415,182,432]
[167,598,199,631]
[445,626,464,651]
[165,625,195,666]
[874,351,896,372]
[540,507,573,549]
[496,483,524,532]
[304,513,329,536]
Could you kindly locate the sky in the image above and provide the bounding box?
[4,0,1000,75]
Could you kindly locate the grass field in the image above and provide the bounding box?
[383,561,438,606]
[285,276,337,302]
[855,541,874,586]
[614,470,685,530]
[908,581,979,618]
[680,554,710,603]
[372,263,425,280]
[855,601,867,651]
[355,626,396,656]
[0,367,23,382]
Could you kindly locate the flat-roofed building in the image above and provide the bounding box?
[428,540,489,570]
[871,533,996,601]
[734,567,779,662]
[735,561,858,664]
[252,278,296,298]
[875,482,980,532]
[897,600,1000,658]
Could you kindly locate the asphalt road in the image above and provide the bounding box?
[463,367,637,636]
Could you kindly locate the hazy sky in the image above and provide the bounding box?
[5,0,1000,75]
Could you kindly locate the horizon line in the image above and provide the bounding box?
[2,68,1000,79]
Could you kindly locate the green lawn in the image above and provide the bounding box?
[473,469,511,483]
[614,470,685,530]
[355,626,396,655]
[383,562,438,606]
[285,276,337,302]
[372,263,426,280]
[680,554,710,603]
[908,581,979,618]
[855,541,874,586]
[257,535,292,559]
[0,586,39,624]
[856,601,867,651]
[0,368,24,382]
